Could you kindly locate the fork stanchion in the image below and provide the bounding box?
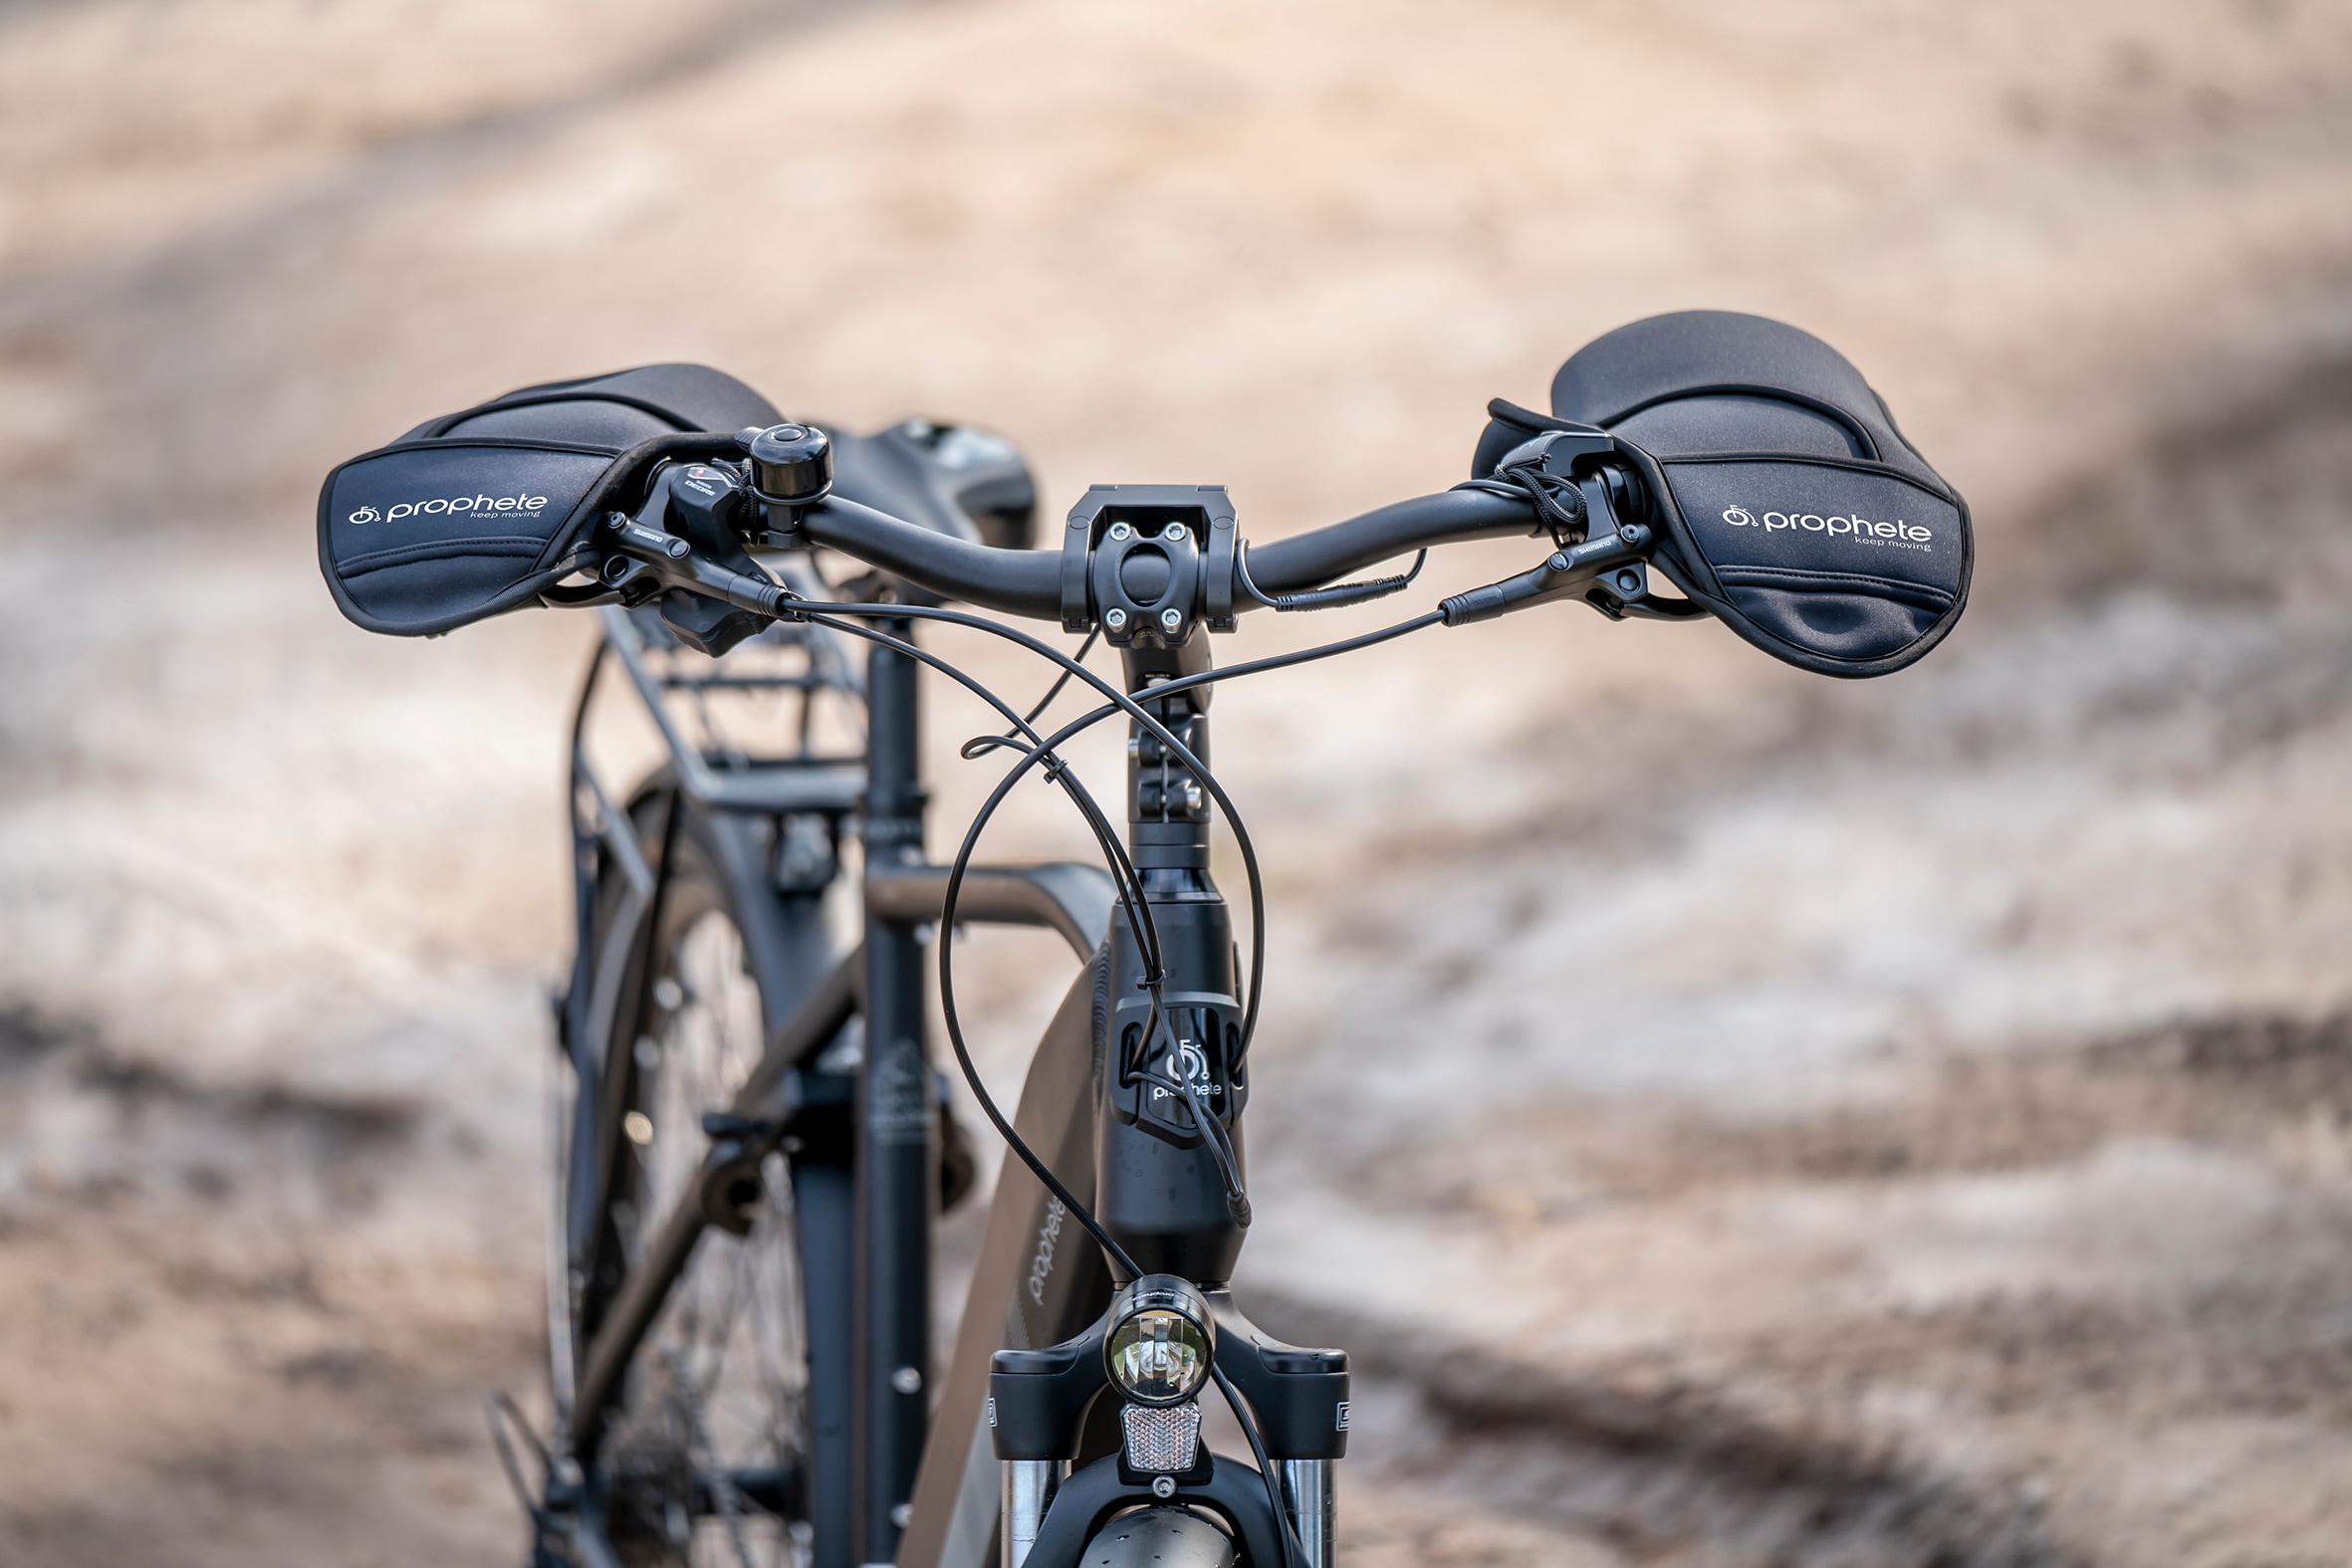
[1280,1460,1333,1568]
[1000,1458,1060,1568]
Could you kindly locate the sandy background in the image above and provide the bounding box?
[2,0,2350,1563]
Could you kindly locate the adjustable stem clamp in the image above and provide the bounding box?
[1059,486,1239,646]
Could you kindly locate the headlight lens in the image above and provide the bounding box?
[1107,1309,1211,1405]
[1102,1276,1215,1407]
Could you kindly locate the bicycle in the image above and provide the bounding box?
[317,311,1972,1568]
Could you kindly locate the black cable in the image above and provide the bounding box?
[799,598,1237,1010]
[773,592,1444,1283]
[970,606,1445,1064]
[1212,1363,1303,1568]
[792,609,1153,1278]
[783,590,1292,1276]
[786,595,1267,1041]
[790,606,1248,1273]
[1107,609,1444,715]
[1176,1064,1251,1227]
[919,602,1448,1249]
[799,610,1158,970]
[1119,1002,1251,1226]
[681,529,1499,1568]
[1461,462,1584,544]
[926,696,1172,1272]
[1235,541,1425,612]
[932,697,1213,1189]
[961,623,1100,761]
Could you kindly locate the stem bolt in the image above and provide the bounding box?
[1159,607,1182,631]
[891,1365,923,1396]
[1107,523,1132,542]
[1104,607,1128,631]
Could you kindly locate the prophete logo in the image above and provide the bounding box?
[1721,503,1932,548]
[1027,1196,1067,1306]
[349,492,550,525]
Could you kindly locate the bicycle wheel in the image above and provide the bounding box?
[598,819,819,1568]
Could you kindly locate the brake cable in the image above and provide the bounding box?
[618,522,1464,1282]
[1458,460,1588,545]
[624,484,1543,1568]
[1235,541,1425,612]
[960,622,1101,761]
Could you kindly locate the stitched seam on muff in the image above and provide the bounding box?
[1658,451,1957,504]
[420,390,698,439]
[1714,564,1956,610]
[341,562,577,635]
[1597,386,1883,461]
[347,435,626,461]
[338,538,550,575]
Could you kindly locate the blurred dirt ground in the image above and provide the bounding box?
[2,0,2352,1563]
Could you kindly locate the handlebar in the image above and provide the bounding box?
[594,429,1686,636]
[800,496,1062,619]
[797,487,1542,622]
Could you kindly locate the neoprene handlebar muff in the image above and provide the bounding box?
[1547,311,1972,677]
[317,364,785,637]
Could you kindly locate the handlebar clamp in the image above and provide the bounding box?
[1058,486,1238,648]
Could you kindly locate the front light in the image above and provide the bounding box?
[1103,1275,1214,1407]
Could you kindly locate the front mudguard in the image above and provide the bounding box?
[1069,1506,1235,1567]
[1026,1455,1281,1568]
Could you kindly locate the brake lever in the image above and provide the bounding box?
[1592,562,1709,622]
[1443,451,1710,626]
[597,512,802,622]
[539,579,626,609]
[1439,519,1656,625]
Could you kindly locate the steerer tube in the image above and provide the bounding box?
[1092,654,1250,1285]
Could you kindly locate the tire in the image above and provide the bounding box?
[589,801,827,1568]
